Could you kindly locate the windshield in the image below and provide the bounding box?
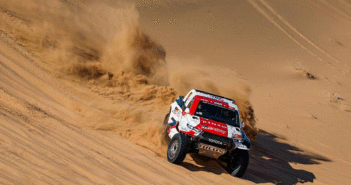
[194,101,240,127]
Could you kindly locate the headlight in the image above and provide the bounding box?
[233,133,243,140]
[187,123,200,132]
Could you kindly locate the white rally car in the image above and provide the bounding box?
[164,89,250,177]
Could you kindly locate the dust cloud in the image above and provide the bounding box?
[0,0,257,155]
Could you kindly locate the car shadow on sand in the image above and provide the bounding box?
[181,154,227,175]
[180,130,331,184]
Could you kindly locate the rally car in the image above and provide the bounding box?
[164,89,250,177]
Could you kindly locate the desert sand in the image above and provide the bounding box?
[1,0,351,184]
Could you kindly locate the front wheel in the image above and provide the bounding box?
[167,133,189,164]
[226,150,249,177]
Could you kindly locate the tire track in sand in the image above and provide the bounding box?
[309,0,351,24]
[246,0,351,74]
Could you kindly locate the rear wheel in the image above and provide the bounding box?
[226,150,249,177]
[163,113,170,132]
[163,113,171,143]
[163,113,170,126]
[167,133,189,164]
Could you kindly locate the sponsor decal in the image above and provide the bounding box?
[233,133,243,139]
[214,102,222,106]
[198,144,226,154]
[213,128,226,134]
[210,95,223,101]
[172,107,180,114]
[202,126,226,134]
[208,139,223,145]
[207,121,227,129]
[200,118,227,135]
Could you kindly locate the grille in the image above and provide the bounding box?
[199,131,230,148]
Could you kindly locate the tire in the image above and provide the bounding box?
[163,113,170,132]
[167,133,189,164]
[163,113,170,126]
[226,150,249,177]
[163,113,171,144]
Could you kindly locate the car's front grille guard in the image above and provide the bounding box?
[198,131,232,149]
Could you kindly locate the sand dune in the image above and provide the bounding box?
[0,20,249,185]
[1,0,351,184]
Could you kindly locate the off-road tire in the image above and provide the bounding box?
[163,113,170,125]
[163,113,170,132]
[167,133,188,164]
[226,150,249,177]
[163,112,171,144]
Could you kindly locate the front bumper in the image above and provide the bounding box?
[194,131,232,159]
[197,142,227,159]
[193,131,249,159]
